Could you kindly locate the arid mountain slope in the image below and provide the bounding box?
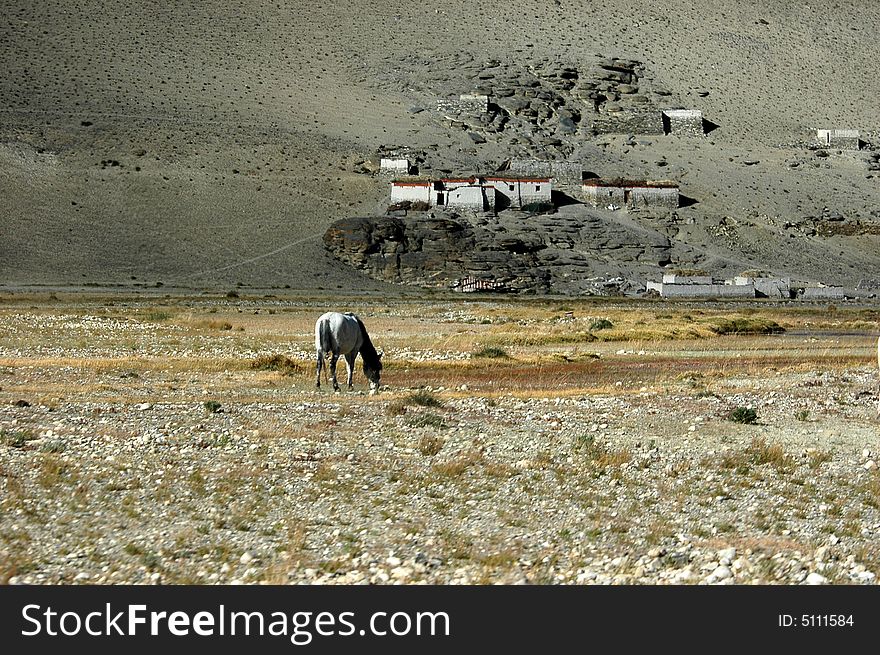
[1,1,878,290]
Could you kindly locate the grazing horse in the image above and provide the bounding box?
[315,312,383,393]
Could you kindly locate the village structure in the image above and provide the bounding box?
[391,176,552,211]
[370,76,875,299]
[647,272,863,299]
[581,178,679,210]
[817,129,860,150]
[592,108,705,136]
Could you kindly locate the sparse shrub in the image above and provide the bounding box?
[418,435,445,456]
[572,434,631,469]
[727,406,758,424]
[1,430,35,448]
[708,317,784,335]
[225,290,239,298]
[807,449,832,469]
[385,399,407,417]
[590,318,613,331]
[193,319,233,330]
[203,400,222,414]
[796,409,810,422]
[745,437,793,470]
[431,450,482,477]
[40,439,66,454]
[145,310,173,321]
[250,354,302,376]
[472,346,509,359]
[407,389,443,407]
[406,412,447,429]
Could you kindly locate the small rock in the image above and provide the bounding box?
[805,572,828,585]
[240,551,255,565]
[718,547,737,562]
[135,403,152,411]
[13,399,30,407]
[863,460,876,471]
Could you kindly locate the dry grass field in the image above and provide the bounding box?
[2,292,879,585]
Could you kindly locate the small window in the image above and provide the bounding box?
[508,184,515,191]
[535,185,541,192]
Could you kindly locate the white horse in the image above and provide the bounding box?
[315,312,383,393]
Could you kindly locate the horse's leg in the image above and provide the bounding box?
[344,352,356,390]
[315,350,323,388]
[329,353,340,392]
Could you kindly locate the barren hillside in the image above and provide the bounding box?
[1,1,878,291]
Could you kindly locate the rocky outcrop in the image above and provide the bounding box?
[324,209,673,295]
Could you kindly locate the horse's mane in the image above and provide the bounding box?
[354,316,382,372]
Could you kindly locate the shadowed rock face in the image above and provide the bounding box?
[324,210,672,294]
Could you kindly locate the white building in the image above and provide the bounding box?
[662,109,704,136]
[816,129,860,150]
[485,176,552,209]
[582,179,679,210]
[390,176,551,212]
[390,180,432,206]
[379,158,411,176]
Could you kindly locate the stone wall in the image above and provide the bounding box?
[801,286,847,300]
[437,93,489,116]
[508,160,583,186]
[663,110,704,136]
[733,276,791,298]
[591,108,664,135]
[582,182,678,211]
[659,283,755,298]
[380,158,411,176]
[629,187,679,210]
[663,273,712,285]
[582,184,625,208]
[817,129,860,150]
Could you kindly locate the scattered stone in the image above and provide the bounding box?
[805,572,828,585]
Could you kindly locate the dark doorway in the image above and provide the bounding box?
[436,193,445,206]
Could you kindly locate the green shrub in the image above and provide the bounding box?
[407,389,443,407]
[472,346,509,359]
[1,430,35,448]
[727,406,758,424]
[590,318,613,331]
[406,412,447,429]
[203,400,222,414]
[708,317,784,335]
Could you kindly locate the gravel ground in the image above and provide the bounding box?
[1,302,879,585]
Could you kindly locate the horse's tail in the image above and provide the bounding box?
[317,317,333,356]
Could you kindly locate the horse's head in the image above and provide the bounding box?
[365,349,383,394]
